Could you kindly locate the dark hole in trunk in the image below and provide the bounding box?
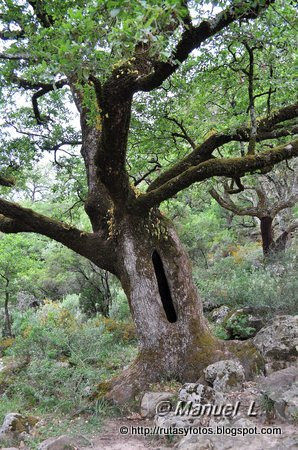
[152,250,177,323]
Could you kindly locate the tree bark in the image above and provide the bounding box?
[260,216,274,255]
[101,212,263,404]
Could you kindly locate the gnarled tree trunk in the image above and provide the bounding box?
[103,212,263,403]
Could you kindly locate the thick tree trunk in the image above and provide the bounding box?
[102,213,263,404]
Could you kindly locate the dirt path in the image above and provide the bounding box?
[83,418,173,450]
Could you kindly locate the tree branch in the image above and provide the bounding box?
[243,41,257,155]
[27,0,54,27]
[10,74,68,124]
[31,80,68,124]
[209,188,258,216]
[0,198,116,273]
[0,29,25,40]
[0,52,33,61]
[147,103,298,192]
[0,175,15,187]
[135,0,275,92]
[166,116,196,149]
[135,139,298,210]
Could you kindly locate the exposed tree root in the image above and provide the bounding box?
[97,339,264,405]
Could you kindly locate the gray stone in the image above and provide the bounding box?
[38,434,89,450]
[141,391,175,418]
[0,413,38,442]
[203,299,220,314]
[210,306,230,324]
[177,433,298,449]
[1,448,19,450]
[179,383,215,404]
[155,411,203,430]
[260,366,298,422]
[253,315,298,370]
[204,360,245,392]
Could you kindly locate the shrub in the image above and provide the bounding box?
[1,301,137,418]
[194,248,297,314]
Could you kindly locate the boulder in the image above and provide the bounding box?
[0,413,38,443]
[203,299,220,314]
[1,448,19,450]
[141,391,175,418]
[38,434,89,450]
[204,360,245,392]
[210,306,230,324]
[177,432,298,449]
[260,366,298,423]
[179,383,215,404]
[253,315,298,373]
[155,411,203,430]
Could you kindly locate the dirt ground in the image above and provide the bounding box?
[83,418,173,450]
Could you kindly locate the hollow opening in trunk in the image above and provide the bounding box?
[152,250,177,323]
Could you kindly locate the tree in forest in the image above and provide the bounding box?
[0,0,297,402]
[0,234,41,336]
[70,257,112,317]
[210,168,298,255]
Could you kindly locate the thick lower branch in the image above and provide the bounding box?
[0,199,116,273]
[136,140,298,210]
[147,103,298,192]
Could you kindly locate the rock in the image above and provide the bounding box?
[38,434,89,450]
[141,391,175,418]
[179,383,215,404]
[204,360,245,392]
[1,448,19,450]
[0,413,38,443]
[155,411,203,430]
[210,306,230,324]
[260,366,298,422]
[55,361,70,368]
[177,432,298,449]
[203,299,220,313]
[253,315,298,373]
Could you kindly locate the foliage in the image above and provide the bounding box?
[1,300,137,423]
[225,314,256,340]
[193,247,298,314]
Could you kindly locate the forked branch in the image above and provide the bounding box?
[135,139,298,210]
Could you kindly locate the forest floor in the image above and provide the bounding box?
[83,418,173,450]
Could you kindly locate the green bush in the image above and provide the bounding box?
[225,314,256,340]
[194,248,298,314]
[2,301,137,418]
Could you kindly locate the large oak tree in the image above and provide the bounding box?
[0,0,297,402]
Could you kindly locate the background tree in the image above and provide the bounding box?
[0,0,297,402]
[210,166,298,255]
[0,234,42,336]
